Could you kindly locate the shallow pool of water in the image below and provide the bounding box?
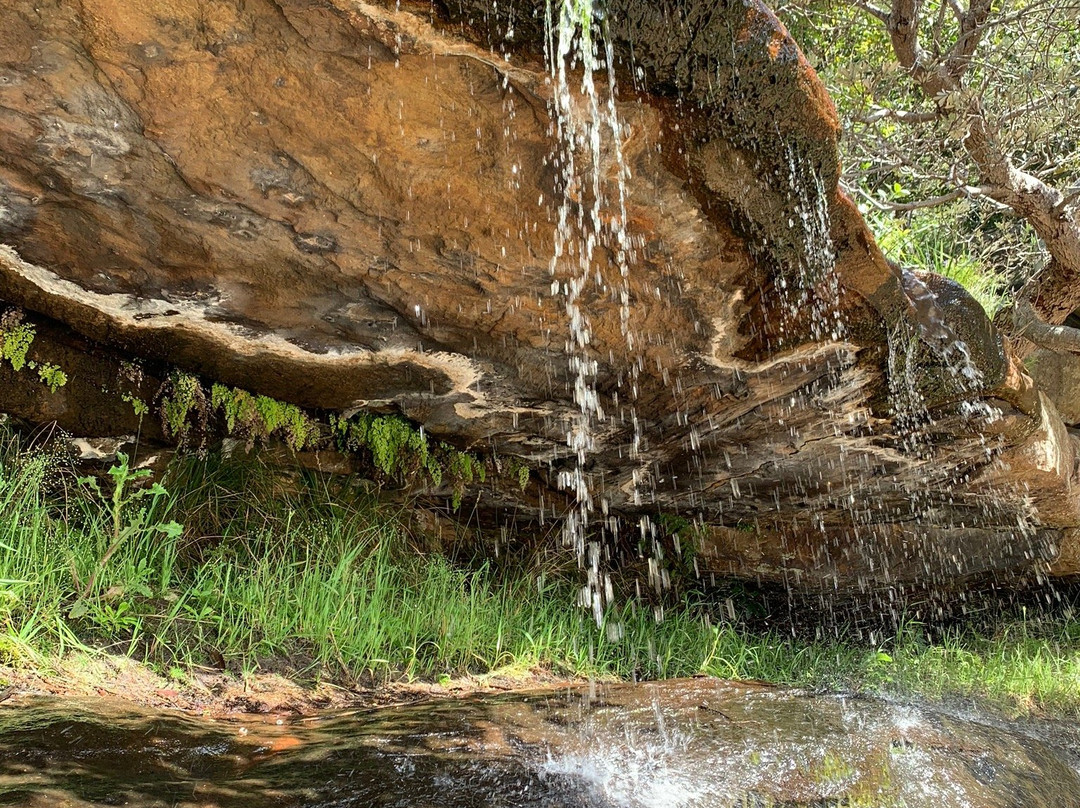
[0,680,1077,807]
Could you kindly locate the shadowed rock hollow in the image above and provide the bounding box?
[1,0,1077,592]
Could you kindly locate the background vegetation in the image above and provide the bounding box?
[778,0,1080,323]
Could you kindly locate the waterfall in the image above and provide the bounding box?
[545,0,636,625]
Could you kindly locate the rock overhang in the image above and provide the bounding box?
[0,0,1076,590]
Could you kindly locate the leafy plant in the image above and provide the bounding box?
[331,413,443,483]
[0,313,69,392]
[0,318,34,372]
[122,393,149,418]
[870,210,1008,315]
[210,384,317,451]
[32,362,68,393]
[330,413,493,508]
[158,371,208,447]
[71,453,182,612]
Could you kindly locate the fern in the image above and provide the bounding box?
[0,323,35,372]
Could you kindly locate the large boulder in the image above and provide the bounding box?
[0,0,1076,591]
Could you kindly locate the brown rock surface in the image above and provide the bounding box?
[0,0,1077,590]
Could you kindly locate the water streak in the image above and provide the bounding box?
[545,0,635,624]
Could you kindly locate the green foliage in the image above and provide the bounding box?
[332,413,437,481]
[777,0,1078,296]
[210,384,317,451]
[2,422,1080,712]
[71,452,182,615]
[870,209,1008,315]
[812,752,857,786]
[0,313,69,393]
[445,447,485,509]
[122,393,149,418]
[0,320,34,372]
[504,457,530,491]
[159,371,208,446]
[32,362,68,393]
[553,0,597,50]
[330,413,474,498]
[330,412,534,508]
[161,374,318,452]
[656,512,691,536]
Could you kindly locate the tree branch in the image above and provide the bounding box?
[852,0,891,22]
[984,0,1062,30]
[882,0,1080,324]
[1007,298,1080,354]
[858,106,941,124]
[999,94,1062,125]
[846,182,1004,212]
[946,0,992,79]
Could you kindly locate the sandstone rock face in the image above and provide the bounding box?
[1026,349,1080,426]
[0,0,1077,590]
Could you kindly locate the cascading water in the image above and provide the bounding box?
[545,0,638,625]
[538,0,1042,627]
[775,143,846,346]
[882,273,1042,599]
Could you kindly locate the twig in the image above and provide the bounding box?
[851,0,890,22]
[859,107,942,125]
[845,183,1001,212]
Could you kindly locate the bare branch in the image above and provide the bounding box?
[858,106,941,124]
[875,0,1080,325]
[984,0,1064,30]
[887,0,927,72]
[946,0,993,79]
[852,0,891,22]
[964,117,1080,278]
[887,0,958,98]
[1009,298,1080,354]
[999,95,1063,125]
[846,182,1004,212]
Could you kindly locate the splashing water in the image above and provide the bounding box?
[542,699,707,808]
[883,272,1041,597]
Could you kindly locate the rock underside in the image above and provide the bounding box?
[1,0,1078,592]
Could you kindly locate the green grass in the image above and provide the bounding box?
[2,429,1080,717]
[862,619,1080,717]
[869,209,1009,316]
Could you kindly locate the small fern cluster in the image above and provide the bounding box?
[0,310,68,393]
[330,413,487,508]
[148,368,529,510]
[31,362,68,393]
[210,384,317,451]
[157,372,318,452]
[158,371,208,448]
[0,319,34,371]
[331,413,443,482]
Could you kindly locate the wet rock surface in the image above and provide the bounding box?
[1,680,1079,807]
[0,0,1077,589]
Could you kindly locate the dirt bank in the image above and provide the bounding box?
[0,653,584,721]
